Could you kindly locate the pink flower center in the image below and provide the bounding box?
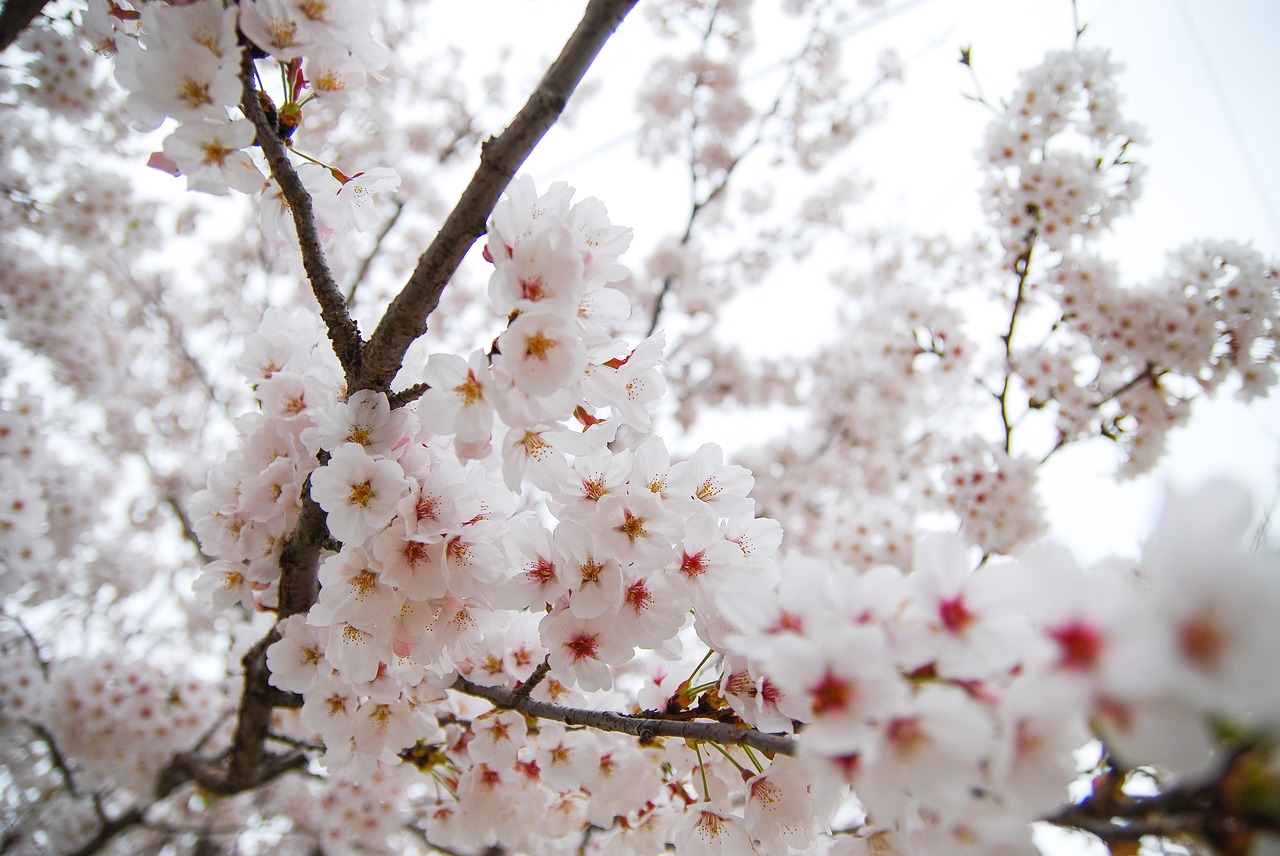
[454,370,483,405]
[579,560,604,584]
[524,332,557,361]
[1179,614,1226,670]
[766,610,805,634]
[527,558,557,584]
[938,596,976,633]
[886,716,928,757]
[416,495,439,521]
[810,669,853,715]
[624,580,652,613]
[520,275,546,302]
[1049,620,1103,670]
[566,633,599,661]
[679,550,707,578]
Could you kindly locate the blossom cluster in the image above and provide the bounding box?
[1044,241,1277,474]
[96,0,399,234]
[711,482,1280,854]
[190,178,765,773]
[0,391,103,603]
[981,50,1278,476]
[0,650,224,799]
[182,174,1280,855]
[982,48,1146,257]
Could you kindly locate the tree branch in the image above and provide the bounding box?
[64,806,146,856]
[357,0,640,393]
[1042,747,1279,850]
[511,658,551,702]
[1,608,49,677]
[171,0,637,802]
[276,479,329,620]
[998,235,1035,454]
[451,676,798,757]
[0,0,48,54]
[158,472,324,798]
[238,48,364,389]
[165,492,215,565]
[389,382,429,409]
[27,721,81,798]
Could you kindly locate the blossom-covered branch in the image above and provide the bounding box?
[238,48,364,388]
[359,0,639,393]
[452,675,799,758]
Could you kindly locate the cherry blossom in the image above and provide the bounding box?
[161,118,265,195]
[309,442,412,545]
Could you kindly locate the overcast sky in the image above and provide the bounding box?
[426,1,1280,566]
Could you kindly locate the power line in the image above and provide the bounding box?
[539,0,939,179]
[1172,0,1280,249]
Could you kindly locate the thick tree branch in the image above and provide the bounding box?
[159,476,324,798]
[1042,748,1279,850]
[181,492,326,795]
[358,0,639,393]
[451,676,798,757]
[0,0,47,53]
[170,0,637,803]
[276,481,329,619]
[238,49,364,389]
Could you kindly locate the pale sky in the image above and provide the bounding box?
[502,0,1280,565]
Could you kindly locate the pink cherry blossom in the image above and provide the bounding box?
[309,443,411,545]
[540,608,633,692]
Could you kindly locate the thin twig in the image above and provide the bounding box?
[645,8,896,336]
[114,265,232,419]
[165,492,215,565]
[1071,0,1087,45]
[998,236,1035,454]
[238,49,364,389]
[1093,362,1158,408]
[510,658,551,702]
[1,609,48,678]
[267,731,325,752]
[65,806,146,856]
[389,382,429,410]
[346,199,406,308]
[26,721,81,798]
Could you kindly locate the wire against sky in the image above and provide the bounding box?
[1172,0,1280,249]
[539,0,939,180]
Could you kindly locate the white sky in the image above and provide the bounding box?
[481,0,1280,565]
